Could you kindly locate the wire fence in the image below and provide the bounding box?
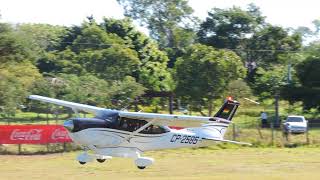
[1,112,320,154]
[225,121,320,147]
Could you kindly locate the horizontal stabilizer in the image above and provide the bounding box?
[202,137,252,146]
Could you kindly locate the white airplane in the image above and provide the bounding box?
[29,95,250,169]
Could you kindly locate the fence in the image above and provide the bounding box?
[225,121,320,147]
[1,113,320,154]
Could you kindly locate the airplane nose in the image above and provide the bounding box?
[63,120,74,132]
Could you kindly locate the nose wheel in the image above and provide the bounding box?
[79,161,86,165]
[137,166,146,169]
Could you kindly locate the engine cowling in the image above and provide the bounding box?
[63,118,113,133]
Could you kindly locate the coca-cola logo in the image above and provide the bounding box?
[51,128,70,140]
[10,129,42,141]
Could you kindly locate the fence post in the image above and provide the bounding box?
[55,113,58,124]
[63,142,67,152]
[306,122,310,144]
[18,144,21,154]
[257,123,263,139]
[232,123,236,141]
[271,122,274,146]
[280,123,287,145]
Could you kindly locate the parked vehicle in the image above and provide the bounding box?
[283,115,308,134]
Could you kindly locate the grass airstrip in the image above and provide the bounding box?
[1,146,320,180]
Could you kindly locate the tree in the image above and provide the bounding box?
[16,24,68,53]
[225,79,252,100]
[245,25,302,98]
[117,0,196,47]
[0,62,41,116]
[0,23,35,63]
[197,4,265,49]
[56,74,111,107]
[117,0,197,67]
[296,57,320,88]
[77,46,140,81]
[109,76,146,109]
[37,22,141,81]
[174,44,246,115]
[101,18,175,90]
[44,18,174,91]
[293,46,320,110]
[197,5,302,97]
[252,66,288,99]
[247,25,302,69]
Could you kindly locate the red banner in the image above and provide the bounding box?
[0,125,72,144]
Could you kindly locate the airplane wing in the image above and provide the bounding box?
[119,98,236,127]
[119,111,216,126]
[202,137,252,146]
[28,95,105,115]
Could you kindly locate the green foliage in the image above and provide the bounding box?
[252,66,288,99]
[281,42,320,110]
[0,23,34,63]
[174,44,246,115]
[71,22,127,52]
[225,79,252,99]
[245,25,302,98]
[117,0,196,47]
[198,4,265,49]
[38,49,84,75]
[139,61,174,91]
[101,18,174,90]
[0,62,41,116]
[16,24,68,53]
[0,3,317,115]
[78,47,140,81]
[57,74,110,106]
[109,76,146,109]
[117,0,197,67]
[247,25,302,68]
[289,43,320,110]
[197,5,302,101]
[296,55,320,88]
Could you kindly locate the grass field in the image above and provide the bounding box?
[1,147,320,180]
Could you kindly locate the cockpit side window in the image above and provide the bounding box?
[117,117,169,134]
[118,117,147,132]
[140,125,170,134]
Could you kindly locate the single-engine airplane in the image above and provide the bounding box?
[29,95,250,169]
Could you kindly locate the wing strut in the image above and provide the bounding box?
[124,120,155,142]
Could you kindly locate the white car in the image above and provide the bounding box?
[283,115,308,134]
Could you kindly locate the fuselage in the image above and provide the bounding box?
[68,122,228,157]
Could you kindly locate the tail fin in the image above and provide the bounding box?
[213,98,240,122]
[203,98,240,138]
[201,98,251,145]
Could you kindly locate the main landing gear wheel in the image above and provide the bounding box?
[96,159,106,163]
[79,161,86,165]
[137,166,146,170]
